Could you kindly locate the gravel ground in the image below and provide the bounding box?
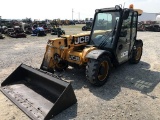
[0,25,160,120]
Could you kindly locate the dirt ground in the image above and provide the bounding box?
[0,25,160,120]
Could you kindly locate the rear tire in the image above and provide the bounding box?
[129,45,143,64]
[86,56,111,86]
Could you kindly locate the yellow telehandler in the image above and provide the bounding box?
[41,5,143,86]
[1,4,143,120]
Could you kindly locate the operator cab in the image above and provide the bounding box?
[90,10,120,49]
[90,5,122,49]
[90,4,141,64]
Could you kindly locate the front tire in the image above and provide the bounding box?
[86,56,111,86]
[55,60,68,72]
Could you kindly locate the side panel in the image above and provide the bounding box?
[116,12,133,63]
[116,11,138,64]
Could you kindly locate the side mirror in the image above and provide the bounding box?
[123,9,130,20]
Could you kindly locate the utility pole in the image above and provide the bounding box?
[72,9,74,20]
[123,2,125,8]
[78,12,80,20]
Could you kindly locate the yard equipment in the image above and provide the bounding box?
[69,20,75,25]
[0,33,5,39]
[137,22,146,31]
[0,26,8,34]
[1,4,143,120]
[7,26,27,38]
[51,26,65,37]
[137,21,160,32]
[82,21,92,31]
[25,26,32,34]
[43,24,52,33]
[31,27,46,36]
[146,24,160,32]
[22,23,33,34]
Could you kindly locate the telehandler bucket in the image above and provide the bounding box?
[0,64,77,120]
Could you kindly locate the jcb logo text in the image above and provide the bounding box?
[69,55,80,61]
[75,36,89,45]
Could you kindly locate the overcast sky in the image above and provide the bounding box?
[0,0,159,20]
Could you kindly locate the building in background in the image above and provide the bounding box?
[138,12,160,22]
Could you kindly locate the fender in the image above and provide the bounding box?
[85,49,112,59]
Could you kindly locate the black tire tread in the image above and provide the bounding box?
[86,56,111,86]
[55,61,68,72]
[129,44,143,64]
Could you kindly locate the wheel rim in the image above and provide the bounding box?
[135,47,142,60]
[98,61,109,81]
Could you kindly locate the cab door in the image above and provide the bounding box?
[116,11,135,64]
